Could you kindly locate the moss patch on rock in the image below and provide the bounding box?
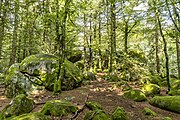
[111,107,128,120]
[141,84,160,97]
[62,60,82,90]
[4,63,31,98]
[142,107,156,116]
[123,89,147,102]
[0,94,34,119]
[84,110,110,120]
[162,117,172,120]
[149,96,180,113]
[85,101,102,110]
[40,100,78,116]
[6,112,51,120]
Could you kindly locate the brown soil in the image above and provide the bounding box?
[0,73,180,120]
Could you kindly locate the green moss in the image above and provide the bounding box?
[142,107,156,116]
[0,94,34,119]
[141,84,160,97]
[40,100,78,116]
[111,107,128,120]
[84,110,110,120]
[6,112,51,120]
[123,89,147,102]
[4,63,31,98]
[85,102,102,110]
[149,96,180,113]
[162,117,172,120]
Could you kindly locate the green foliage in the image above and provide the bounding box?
[84,110,110,120]
[116,50,149,82]
[111,107,128,120]
[123,89,147,102]
[168,79,180,95]
[142,107,157,116]
[149,96,180,113]
[40,100,78,117]
[6,112,51,120]
[141,84,160,97]
[0,94,35,119]
[83,72,96,81]
[104,72,119,82]
[85,101,103,110]
[142,74,164,86]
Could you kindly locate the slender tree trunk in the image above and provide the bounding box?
[54,0,61,93]
[89,13,93,71]
[0,0,5,59]
[98,13,102,70]
[176,35,180,79]
[155,28,160,74]
[83,13,87,72]
[55,0,70,93]
[124,22,128,53]
[9,0,19,66]
[157,12,171,91]
[109,0,116,72]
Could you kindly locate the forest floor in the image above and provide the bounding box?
[0,73,180,120]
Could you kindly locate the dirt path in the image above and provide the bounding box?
[0,73,180,120]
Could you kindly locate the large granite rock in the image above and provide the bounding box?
[5,54,82,98]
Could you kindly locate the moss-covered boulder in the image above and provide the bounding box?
[142,107,156,116]
[20,54,59,91]
[4,63,31,98]
[111,107,128,120]
[0,94,35,119]
[149,96,180,113]
[5,54,82,98]
[141,84,160,97]
[40,100,78,116]
[6,112,51,120]
[62,60,82,90]
[123,89,147,102]
[168,79,180,95]
[85,101,102,110]
[84,110,110,120]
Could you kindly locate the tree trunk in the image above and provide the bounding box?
[155,28,160,74]
[109,0,116,73]
[157,12,171,91]
[124,22,128,53]
[98,12,102,70]
[83,13,88,72]
[9,0,19,66]
[0,0,5,59]
[176,35,180,79]
[89,13,93,71]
